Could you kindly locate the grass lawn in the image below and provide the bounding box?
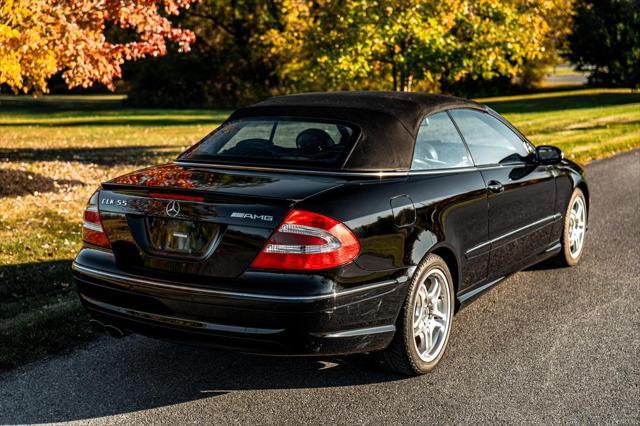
[1,88,639,370]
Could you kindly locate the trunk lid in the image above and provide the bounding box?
[98,163,344,280]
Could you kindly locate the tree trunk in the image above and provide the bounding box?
[392,62,398,91]
[403,74,413,92]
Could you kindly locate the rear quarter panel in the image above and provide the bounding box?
[298,170,489,292]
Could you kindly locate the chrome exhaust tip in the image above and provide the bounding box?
[104,324,127,338]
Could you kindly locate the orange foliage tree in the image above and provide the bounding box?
[0,0,196,93]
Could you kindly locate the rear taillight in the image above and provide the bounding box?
[250,210,360,271]
[82,190,111,249]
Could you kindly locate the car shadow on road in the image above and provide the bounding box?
[524,257,567,271]
[0,335,404,424]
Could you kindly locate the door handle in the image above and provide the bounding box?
[487,180,504,193]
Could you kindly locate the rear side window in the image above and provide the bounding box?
[412,112,473,170]
[180,117,357,169]
[449,109,530,166]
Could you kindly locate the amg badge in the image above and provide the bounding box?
[230,212,274,222]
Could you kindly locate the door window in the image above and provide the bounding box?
[449,109,530,166]
[411,112,473,170]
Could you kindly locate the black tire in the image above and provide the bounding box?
[374,254,455,375]
[556,188,587,267]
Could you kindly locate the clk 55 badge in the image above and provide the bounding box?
[100,198,127,207]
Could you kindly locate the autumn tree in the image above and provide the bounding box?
[124,0,576,106]
[0,0,196,94]
[127,0,323,107]
[518,0,575,87]
[182,0,300,102]
[263,0,574,92]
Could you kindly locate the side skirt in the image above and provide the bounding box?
[457,276,505,304]
[456,240,562,308]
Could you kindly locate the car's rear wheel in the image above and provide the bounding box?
[375,254,454,375]
[557,188,587,266]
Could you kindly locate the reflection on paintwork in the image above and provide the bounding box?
[111,163,273,189]
[107,163,347,201]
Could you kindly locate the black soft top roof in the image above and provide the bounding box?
[228,91,486,171]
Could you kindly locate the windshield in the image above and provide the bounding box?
[179,117,358,169]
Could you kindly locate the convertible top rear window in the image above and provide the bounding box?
[179,117,358,169]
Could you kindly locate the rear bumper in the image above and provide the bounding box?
[72,257,408,356]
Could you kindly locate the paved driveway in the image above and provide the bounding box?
[1,151,638,424]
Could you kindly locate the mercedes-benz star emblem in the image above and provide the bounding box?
[166,200,180,217]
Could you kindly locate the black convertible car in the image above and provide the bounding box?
[73,92,588,375]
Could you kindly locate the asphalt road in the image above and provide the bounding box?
[1,151,639,425]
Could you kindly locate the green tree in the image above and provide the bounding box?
[128,0,575,106]
[264,0,573,92]
[128,0,321,107]
[567,0,640,88]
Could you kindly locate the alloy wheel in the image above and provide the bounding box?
[412,268,451,362]
[568,196,586,259]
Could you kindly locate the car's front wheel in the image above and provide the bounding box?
[376,254,454,375]
[557,188,588,266]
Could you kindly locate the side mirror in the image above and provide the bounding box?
[536,145,563,165]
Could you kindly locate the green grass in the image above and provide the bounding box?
[1,88,639,370]
[480,89,640,163]
[0,99,228,370]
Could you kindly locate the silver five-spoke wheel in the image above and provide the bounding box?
[568,196,586,259]
[377,254,454,375]
[412,268,451,362]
